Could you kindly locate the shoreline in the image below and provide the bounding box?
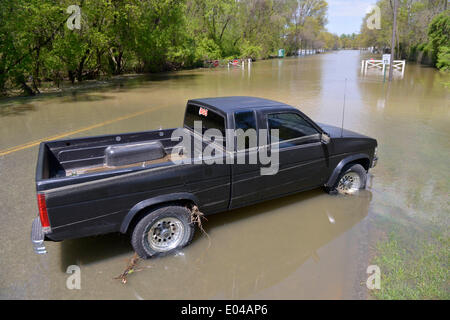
[2,51,445,104]
[0,73,160,102]
[0,53,330,102]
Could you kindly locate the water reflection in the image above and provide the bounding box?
[125,190,372,299]
[0,103,36,116]
[60,233,132,272]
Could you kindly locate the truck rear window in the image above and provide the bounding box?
[235,110,257,150]
[184,104,226,137]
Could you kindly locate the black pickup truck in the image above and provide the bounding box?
[32,96,377,258]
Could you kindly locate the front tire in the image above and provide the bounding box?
[335,164,367,195]
[131,206,194,259]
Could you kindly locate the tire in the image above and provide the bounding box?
[131,206,195,259]
[327,164,367,195]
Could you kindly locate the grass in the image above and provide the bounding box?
[371,226,449,300]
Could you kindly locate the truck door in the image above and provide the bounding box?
[229,110,267,209]
[263,111,328,197]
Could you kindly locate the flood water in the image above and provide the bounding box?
[0,50,448,299]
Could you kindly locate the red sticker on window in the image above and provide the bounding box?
[199,107,208,117]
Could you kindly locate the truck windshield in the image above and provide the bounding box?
[184,104,226,137]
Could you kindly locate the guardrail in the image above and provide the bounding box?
[361,59,406,77]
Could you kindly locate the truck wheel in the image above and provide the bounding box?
[335,164,367,195]
[131,206,194,259]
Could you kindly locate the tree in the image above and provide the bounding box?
[0,0,335,96]
[389,0,399,81]
[358,0,449,68]
[427,10,450,65]
[0,0,65,94]
[284,0,328,54]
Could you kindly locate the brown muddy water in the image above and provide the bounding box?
[0,50,448,299]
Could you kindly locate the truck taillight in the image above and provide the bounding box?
[37,193,51,232]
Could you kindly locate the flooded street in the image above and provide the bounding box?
[0,50,448,299]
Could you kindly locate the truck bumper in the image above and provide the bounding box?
[371,156,378,168]
[31,217,47,254]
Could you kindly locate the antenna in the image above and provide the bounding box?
[340,78,347,138]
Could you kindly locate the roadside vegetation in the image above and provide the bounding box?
[357,1,449,71]
[0,0,342,97]
[1,0,448,96]
[371,215,449,299]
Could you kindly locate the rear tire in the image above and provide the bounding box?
[131,206,194,259]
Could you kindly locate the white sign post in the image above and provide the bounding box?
[382,54,391,82]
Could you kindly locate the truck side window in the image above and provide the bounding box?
[234,111,257,150]
[268,113,320,147]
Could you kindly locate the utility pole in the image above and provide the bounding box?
[389,0,398,82]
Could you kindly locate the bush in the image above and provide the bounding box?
[427,10,450,65]
[436,46,450,72]
[239,41,262,60]
[195,38,223,61]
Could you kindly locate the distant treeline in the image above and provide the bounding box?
[0,0,345,96]
[343,1,449,71]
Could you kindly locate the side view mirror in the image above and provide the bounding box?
[321,133,331,144]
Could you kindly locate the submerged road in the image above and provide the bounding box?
[0,50,449,299]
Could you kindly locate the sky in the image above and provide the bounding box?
[325,0,376,35]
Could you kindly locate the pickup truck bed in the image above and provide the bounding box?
[64,153,184,176]
[38,128,184,180]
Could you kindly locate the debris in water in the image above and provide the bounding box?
[114,253,142,284]
[113,206,210,284]
[190,205,211,247]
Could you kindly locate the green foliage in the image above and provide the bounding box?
[339,33,359,49]
[428,10,450,65]
[0,0,336,96]
[240,41,262,60]
[436,46,450,71]
[358,0,448,69]
[283,0,330,54]
[195,38,223,61]
[318,31,340,50]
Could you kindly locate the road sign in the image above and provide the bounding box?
[382,54,391,65]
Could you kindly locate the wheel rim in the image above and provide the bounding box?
[337,171,361,194]
[145,217,185,252]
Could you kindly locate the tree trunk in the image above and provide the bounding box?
[33,46,41,89]
[16,75,35,96]
[77,54,88,82]
[68,70,75,84]
[389,0,398,82]
[21,81,35,96]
